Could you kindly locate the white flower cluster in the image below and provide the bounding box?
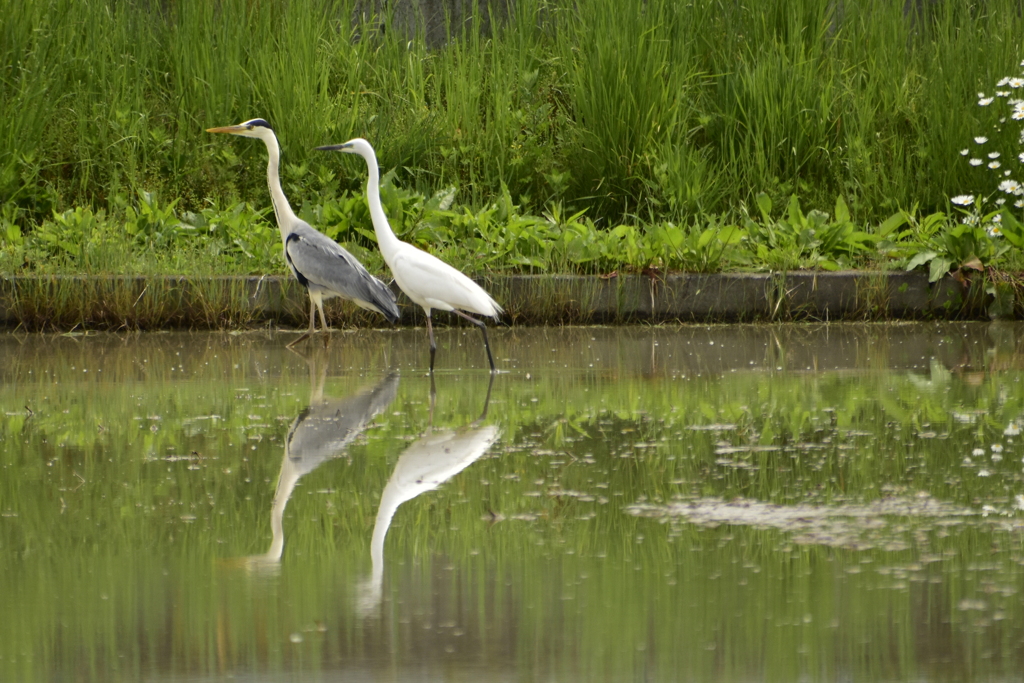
[951,62,1024,237]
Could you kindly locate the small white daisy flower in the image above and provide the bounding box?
[975,136,989,144]
[1006,170,1013,176]
[990,160,1002,169]
[1019,152,1024,163]
[997,90,1011,97]
[993,213,1003,222]
[951,194,975,205]
[961,148,970,156]
[1013,109,1024,121]
[1016,200,1024,208]
[979,97,994,106]
[1005,422,1021,436]
[1010,78,1024,88]
[999,179,1020,193]
[973,448,986,456]
[979,469,992,477]
[989,225,1003,236]
[1000,76,1012,85]
[997,197,1007,205]
[993,444,1004,453]
[963,214,980,225]
[992,453,1004,462]
[970,158,984,166]
[989,151,1001,158]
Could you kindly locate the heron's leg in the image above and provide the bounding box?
[452,309,496,373]
[316,299,329,334]
[426,314,437,374]
[315,298,330,348]
[287,297,317,348]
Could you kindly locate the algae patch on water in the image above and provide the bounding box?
[625,495,1005,551]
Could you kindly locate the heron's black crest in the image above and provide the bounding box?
[243,118,273,131]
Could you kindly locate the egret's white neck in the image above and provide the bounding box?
[361,150,402,259]
[262,132,298,243]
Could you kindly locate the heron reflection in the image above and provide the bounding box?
[234,355,400,571]
[358,377,499,615]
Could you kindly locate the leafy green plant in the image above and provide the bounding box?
[904,222,1010,283]
[179,201,280,268]
[117,191,183,248]
[650,219,745,273]
[32,207,103,263]
[741,194,876,271]
[0,205,24,249]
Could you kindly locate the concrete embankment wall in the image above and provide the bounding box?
[0,271,998,330]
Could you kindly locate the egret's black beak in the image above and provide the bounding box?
[314,143,352,152]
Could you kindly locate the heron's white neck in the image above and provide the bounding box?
[265,457,301,561]
[361,150,402,260]
[262,132,298,243]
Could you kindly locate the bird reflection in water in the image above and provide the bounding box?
[227,352,400,573]
[357,376,499,615]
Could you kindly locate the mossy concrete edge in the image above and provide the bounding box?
[0,271,989,330]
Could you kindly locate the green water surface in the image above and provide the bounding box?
[2,323,1024,682]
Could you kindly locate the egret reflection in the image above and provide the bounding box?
[358,378,499,615]
[231,355,399,571]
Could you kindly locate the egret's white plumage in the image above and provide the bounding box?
[317,138,502,372]
[207,120,399,347]
[357,377,497,614]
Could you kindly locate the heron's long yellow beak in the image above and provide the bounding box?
[206,124,247,134]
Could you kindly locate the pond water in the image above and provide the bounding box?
[3,323,1024,682]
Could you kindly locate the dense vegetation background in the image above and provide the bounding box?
[3,0,1024,278]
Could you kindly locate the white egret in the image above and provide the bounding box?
[207,120,399,347]
[357,376,498,615]
[315,138,502,373]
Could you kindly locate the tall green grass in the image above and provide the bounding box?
[2,0,1024,235]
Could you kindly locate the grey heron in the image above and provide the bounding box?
[229,359,400,570]
[207,119,400,347]
[315,138,502,372]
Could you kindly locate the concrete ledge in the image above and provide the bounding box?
[0,271,993,330]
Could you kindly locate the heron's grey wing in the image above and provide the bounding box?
[285,223,400,322]
[285,373,401,470]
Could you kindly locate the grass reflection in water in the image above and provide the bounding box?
[1,323,1024,681]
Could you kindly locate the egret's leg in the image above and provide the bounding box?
[287,297,317,348]
[426,314,437,374]
[428,373,437,425]
[471,372,495,424]
[453,309,496,373]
